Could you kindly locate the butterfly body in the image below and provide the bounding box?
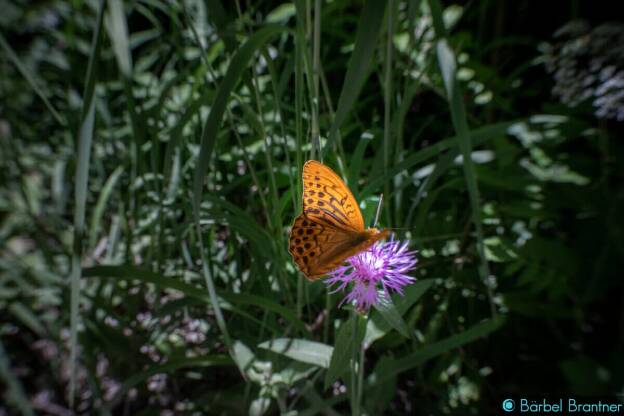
[289,160,390,280]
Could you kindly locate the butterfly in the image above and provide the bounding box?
[288,160,390,280]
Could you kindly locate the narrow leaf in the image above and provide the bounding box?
[360,121,517,197]
[106,0,132,77]
[192,25,284,217]
[89,165,123,248]
[69,88,96,409]
[372,317,504,384]
[8,302,45,337]
[428,0,495,315]
[0,34,65,126]
[372,291,410,338]
[323,0,387,156]
[258,338,333,368]
[82,265,308,332]
[365,279,434,346]
[324,315,366,389]
[68,4,105,404]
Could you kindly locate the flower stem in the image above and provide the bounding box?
[356,314,367,413]
[323,292,331,343]
[351,310,359,415]
[351,310,367,416]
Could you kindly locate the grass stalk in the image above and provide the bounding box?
[427,0,497,317]
[350,310,358,415]
[0,34,65,127]
[233,2,295,307]
[350,310,367,416]
[311,0,321,160]
[294,0,307,319]
[322,0,387,159]
[68,0,105,406]
[383,0,395,227]
[356,315,366,415]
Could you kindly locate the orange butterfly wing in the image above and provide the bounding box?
[300,160,364,231]
[289,160,390,280]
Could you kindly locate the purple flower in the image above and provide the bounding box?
[325,237,418,312]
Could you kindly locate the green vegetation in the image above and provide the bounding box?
[1,0,622,414]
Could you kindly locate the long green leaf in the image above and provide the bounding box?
[365,279,434,347]
[190,25,285,365]
[0,34,65,126]
[220,292,307,333]
[372,317,504,385]
[324,315,366,389]
[205,0,237,51]
[163,87,215,180]
[428,0,496,316]
[323,0,387,157]
[300,391,345,416]
[372,291,410,338]
[361,121,516,198]
[82,265,307,332]
[69,82,96,410]
[347,134,372,197]
[68,2,106,403]
[192,25,285,216]
[89,165,123,248]
[258,338,333,368]
[8,302,45,337]
[106,0,132,78]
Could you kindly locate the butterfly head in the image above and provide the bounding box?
[366,227,391,239]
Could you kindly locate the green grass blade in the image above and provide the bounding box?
[190,25,285,361]
[300,391,345,416]
[68,2,105,405]
[360,121,516,198]
[69,94,96,408]
[0,33,65,126]
[322,0,387,158]
[365,279,434,346]
[163,88,215,180]
[106,0,132,78]
[324,315,366,389]
[258,338,333,368]
[193,26,285,360]
[372,290,410,338]
[382,0,396,226]
[82,265,307,332]
[82,0,106,115]
[347,133,372,197]
[311,0,321,159]
[88,166,123,248]
[8,302,46,337]
[428,0,496,317]
[192,25,285,217]
[220,292,307,333]
[373,317,504,384]
[294,0,306,179]
[205,0,237,51]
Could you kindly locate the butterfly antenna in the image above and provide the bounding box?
[372,194,384,227]
[371,195,408,231]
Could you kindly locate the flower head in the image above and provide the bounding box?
[325,237,417,312]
